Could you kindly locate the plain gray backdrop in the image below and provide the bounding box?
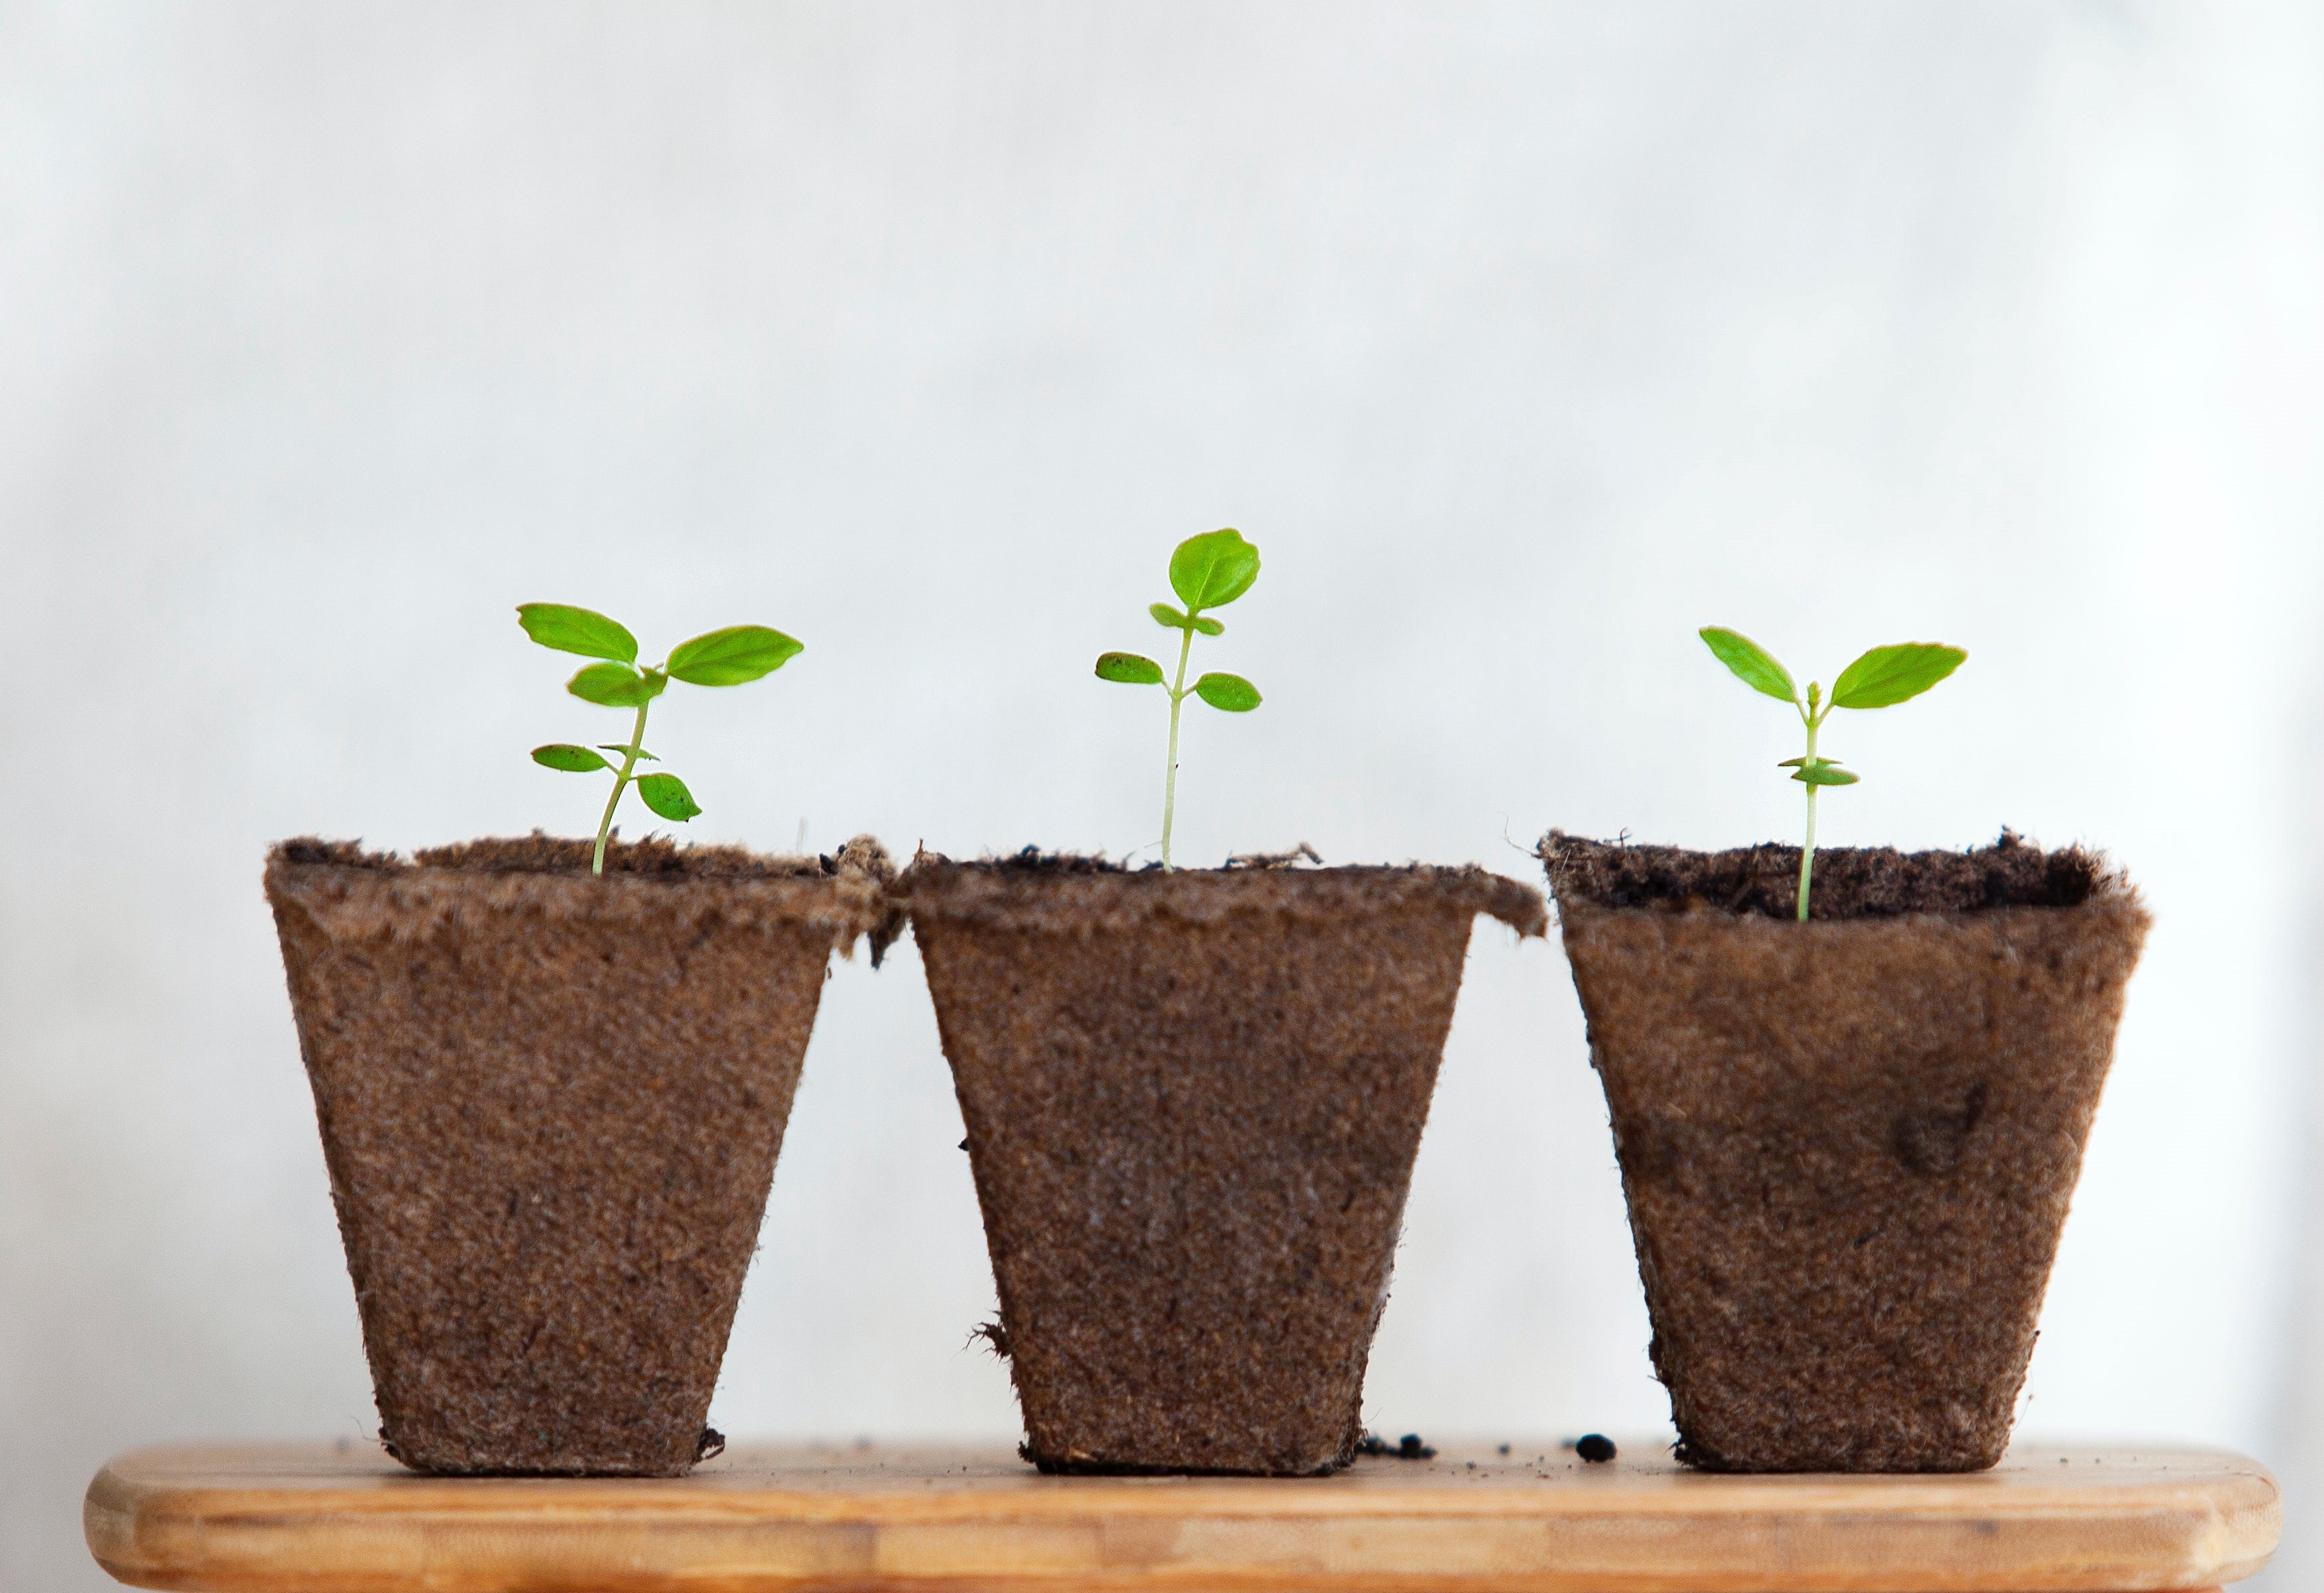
[6,4,2324,1588]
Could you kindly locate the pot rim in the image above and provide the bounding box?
[267,834,904,959]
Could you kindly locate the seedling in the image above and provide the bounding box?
[520,603,802,875]
[1700,628,1966,920]
[1095,529,1263,868]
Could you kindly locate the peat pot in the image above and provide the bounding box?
[898,853,1547,1476]
[1543,831,2149,1473]
[264,834,900,1476]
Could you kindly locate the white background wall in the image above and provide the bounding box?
[5,5,2323,1588]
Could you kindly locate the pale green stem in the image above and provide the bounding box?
[593,700,652,877]
[1795,706,1826,921]
[1160,624,1195,869]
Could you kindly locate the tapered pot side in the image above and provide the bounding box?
[264,834,898,1478]
[899,855,1546,1477]
[1543,832,2149,1474]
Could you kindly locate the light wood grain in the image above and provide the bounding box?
[84,1439,2276,1593]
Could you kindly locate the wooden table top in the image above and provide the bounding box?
[85,1439,2279,1593]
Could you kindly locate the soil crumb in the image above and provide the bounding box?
[1226,843,1325,870]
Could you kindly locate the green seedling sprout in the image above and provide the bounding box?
[1699,627,1966,921]
[519,603,802,876]
[1095,528,1263,868]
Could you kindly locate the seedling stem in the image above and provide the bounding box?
[1796,684,1823,921]
[593,702,654,877]
[1161,622,1196,865]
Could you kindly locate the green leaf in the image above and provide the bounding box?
[1168,528,1261,612]
[531,744,610,773]
[1831,642,1967,709]
[595,744,658,761]
[1699,627,1797,703]
[1096,652,1165,685]
[518,603,637,663]
[1190,615,1224,636]
[635,771,701,821]
[665,625,803,687]
[1792,762,1861,786]
[1193,671,1261,711]
[567,662,667,708]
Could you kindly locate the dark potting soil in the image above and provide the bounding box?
[900,853,1544,1476]
[1541,828,2105,918]
[953,842,1329,878]
[266,834,896,1476]
[1542,832,2148,1472]
[279,832,822,878]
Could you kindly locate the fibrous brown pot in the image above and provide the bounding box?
[1543,831,2149,1473]
[899,853,1546,1476]
[265,833,900,1477]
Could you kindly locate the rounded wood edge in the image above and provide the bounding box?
[85,1460,171,1589]
[2196,1461,2284,1588]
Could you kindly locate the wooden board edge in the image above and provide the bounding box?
[79,1445,2286,1593]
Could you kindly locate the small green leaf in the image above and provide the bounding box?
[665,625,803,687]
[596,744,658,761]
[567,662,668,708]
[531,744,610,773]
[1193,671,1261,711]
[1831,642,1966,709]
[1096,652,1166,685]
[1792,763,1861,786]
[518,603,638,663]
[1700,627,1797,703]
[1149,604,1225,636]
[636,771,701,821]
[1168,529,1261,612]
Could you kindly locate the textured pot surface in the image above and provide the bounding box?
[1545,833,2149,1473]
[265,834,895,1477]
[902,856,1545,1476]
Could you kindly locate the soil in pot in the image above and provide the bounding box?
[265,832,900,1477]
[900,851,1546,1476]
[1543,830,2149,1473]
